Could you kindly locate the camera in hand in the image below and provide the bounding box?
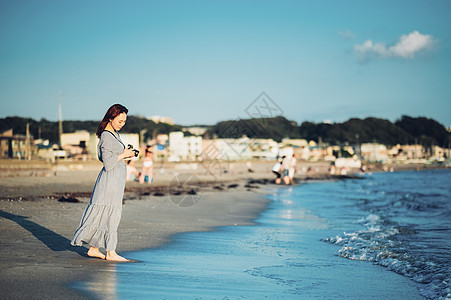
[127,144,139,157]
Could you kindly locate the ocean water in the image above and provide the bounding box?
[322,169,451,299]
[75,169,450,299]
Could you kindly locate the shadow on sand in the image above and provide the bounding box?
[0,209,86,257]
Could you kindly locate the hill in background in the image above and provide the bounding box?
[1,115,450,148]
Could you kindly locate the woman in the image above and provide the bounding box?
[288,154,297,184]
[71,104,135,262]
[139,146,153,184]
[282,155,291,185]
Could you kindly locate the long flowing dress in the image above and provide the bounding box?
[71,130,126,251]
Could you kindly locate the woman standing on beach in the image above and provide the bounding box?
[139,146,153,184]
[71,104,136,262]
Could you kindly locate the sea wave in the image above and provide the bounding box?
[323,214,451,299]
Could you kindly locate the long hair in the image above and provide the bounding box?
[96,104,129,137]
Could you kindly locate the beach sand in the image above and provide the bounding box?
[0,190,271,299]
[0,160,282,299]
[0,160,431,299]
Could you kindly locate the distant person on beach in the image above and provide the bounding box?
[139,146,153,184]
[71,104,135,262]
[272,157,283,184]
[126,160,139,181]
[329,162,336,175]
[247,161,254,173]
[282,155,291,185]
[288,154,296,183]
[340,166,347,176]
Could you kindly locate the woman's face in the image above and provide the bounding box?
[110,112,127,131]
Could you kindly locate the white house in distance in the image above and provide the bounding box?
[61,131,91,149]
[169,131,202,161]
[361,143,389,162]
[215,138,250,160]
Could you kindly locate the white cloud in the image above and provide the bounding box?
[354,31,435,60]
[338,30,355,40]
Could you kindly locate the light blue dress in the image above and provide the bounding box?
[71,130,126,251]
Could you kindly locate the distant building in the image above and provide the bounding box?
[149,134,169,160]
[61,131,91,149]
[148,115,174,125]
[430,146,447,161]
[308,141,329,161]
[361,143,388,162]
[201,138,248,161]
[334,157,361,169]
[169,132,202,161]
[200,137,278,161]
[247,138,279,159]
[183,127,207,136]
[37,143,68,161]
[325,145,340,161]
[156,134,169,145]
[0,129,37,159]
[389,144,425,161]
[61,131,91,159]
[281,138,309,160]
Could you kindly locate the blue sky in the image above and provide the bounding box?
[1,0,450,127]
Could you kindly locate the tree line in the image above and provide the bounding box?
[1,115,450,147]
[206,115,451,147]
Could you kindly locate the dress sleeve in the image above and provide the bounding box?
[99,132,119,171]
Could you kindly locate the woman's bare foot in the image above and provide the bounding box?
[87,247,106,259]
[106,250,130,262]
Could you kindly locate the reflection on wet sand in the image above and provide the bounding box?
[81,264,117,300]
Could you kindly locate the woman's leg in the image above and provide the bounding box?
[139,167,148,184]
[106,250,130,262]
[87,246,106,259]
[147,168,153,185]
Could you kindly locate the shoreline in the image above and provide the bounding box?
[1,159,446,201]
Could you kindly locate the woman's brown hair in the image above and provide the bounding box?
[96,104,129,138]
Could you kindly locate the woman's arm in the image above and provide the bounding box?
[117,151,133,162]
[100,133,134,171]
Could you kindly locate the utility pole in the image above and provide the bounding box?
[26,122,31,160]
[58,94,63,148]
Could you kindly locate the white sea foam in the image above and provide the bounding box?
[324,211,450,299]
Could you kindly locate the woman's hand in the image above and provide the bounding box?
[118,148,136,161]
